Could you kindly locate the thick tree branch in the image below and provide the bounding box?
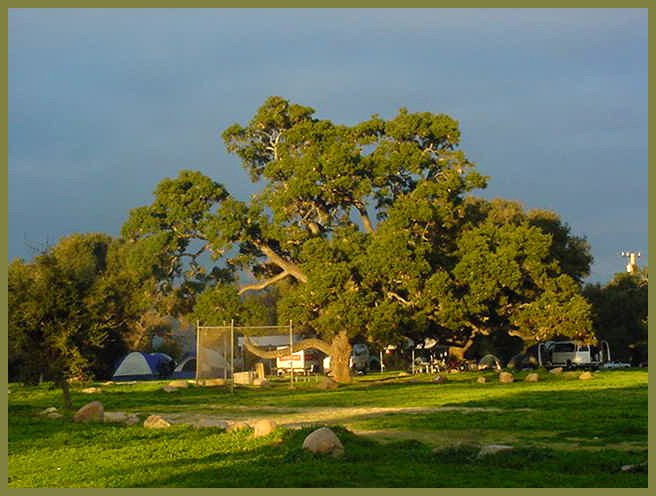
[357,205,375,234]
[238,271,291,295]
[255,242,308,283]
[242,335,332,357]
[387,291,413,306]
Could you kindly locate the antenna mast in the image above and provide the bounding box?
[620,251,641,274]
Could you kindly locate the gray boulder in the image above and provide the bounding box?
[302,427,344,457]
[143,415,171,429]
[478,444,513,457]
[227,421,251,432]
[73,401,104,423]
[498,372,514,384]
[253,419,277,438]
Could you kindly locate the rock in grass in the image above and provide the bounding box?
[549,367,564,374]
[144,415,171,429]
[498,372,514,383]
[477,376,487,384]
[621,461,648,472]
[524,373,539,382]
[162,385,179,393]
[73,401,104,423]
[433,375,448,384]
[398,372,410,377]
[167,380,189,389]
[193,418,229,429]
[253,378,269,387]
[104,411,139,424]
[40,406,58,415]
[227,421,251,432]
[317,377,338,390]
[198,378,227,387]
[302,427,344,457]
[478,444,513,457]
[579,371,594,380]
[81,387,102,394]
[253,419,277,438]
[104,411,128,423]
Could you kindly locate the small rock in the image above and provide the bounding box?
[579,371,594,380]
[73,401,104,423]
[524,373,539,382]
[199,378,226,387]
[621,461,647,472]
[477,376,487,384]
[498,372,514,384]
[40,407,58,415]
[193,418,229,429]
[143,415,171,429]
[478,444,513,457]
[104,411,128,423]
[549,367,564,374]
[162,385,178,393]
[167,380,189,389]
[253,419,277,438]
[433,375,448,384]
[126,414,140,425]
[302,427,344,457]
[253,378,269,387]
[317,377,338,390]
[47,412,63,419]
[227,421,251,432]
[81,387,102,394]
[398,372,410,377]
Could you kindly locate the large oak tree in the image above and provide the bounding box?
[122,96,593,381]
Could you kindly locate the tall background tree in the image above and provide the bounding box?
[583,269,648,364]
[7,232,164,406]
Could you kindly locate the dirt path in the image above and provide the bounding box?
[159,405,534,429]
[154,405,645,452]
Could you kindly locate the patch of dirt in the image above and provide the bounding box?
[159,405,532,429]
[155,405,646,453]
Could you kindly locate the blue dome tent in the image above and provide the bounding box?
[111,352,174,381]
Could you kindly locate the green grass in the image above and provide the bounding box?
[8,368,648,487]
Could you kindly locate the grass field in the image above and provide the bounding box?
[8,368,648,487]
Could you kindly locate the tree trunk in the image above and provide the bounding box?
[242,331,353,384]
[59,379,72,410]
[329,330,352,384]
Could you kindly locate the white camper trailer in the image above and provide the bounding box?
[537,340,611,369]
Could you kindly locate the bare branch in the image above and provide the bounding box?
[238,271,291,295]
[242,335,332,357]
[387,291,413,306]
[255,242,308,283]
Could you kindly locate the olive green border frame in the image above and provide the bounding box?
[1,3,652,494]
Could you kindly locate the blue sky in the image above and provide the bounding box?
[8,8,648,283]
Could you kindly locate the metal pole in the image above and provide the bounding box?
[289,319,294,389]
[223,325,227,382]
[230,319,235,394]
[195,320,200,382]
[412,349,415,375]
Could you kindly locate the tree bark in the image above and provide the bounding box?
[255,242,308,283]
[242,335,332,357]
[242,331,353,383]
[329,330,352,384]
[59,379,72,410]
